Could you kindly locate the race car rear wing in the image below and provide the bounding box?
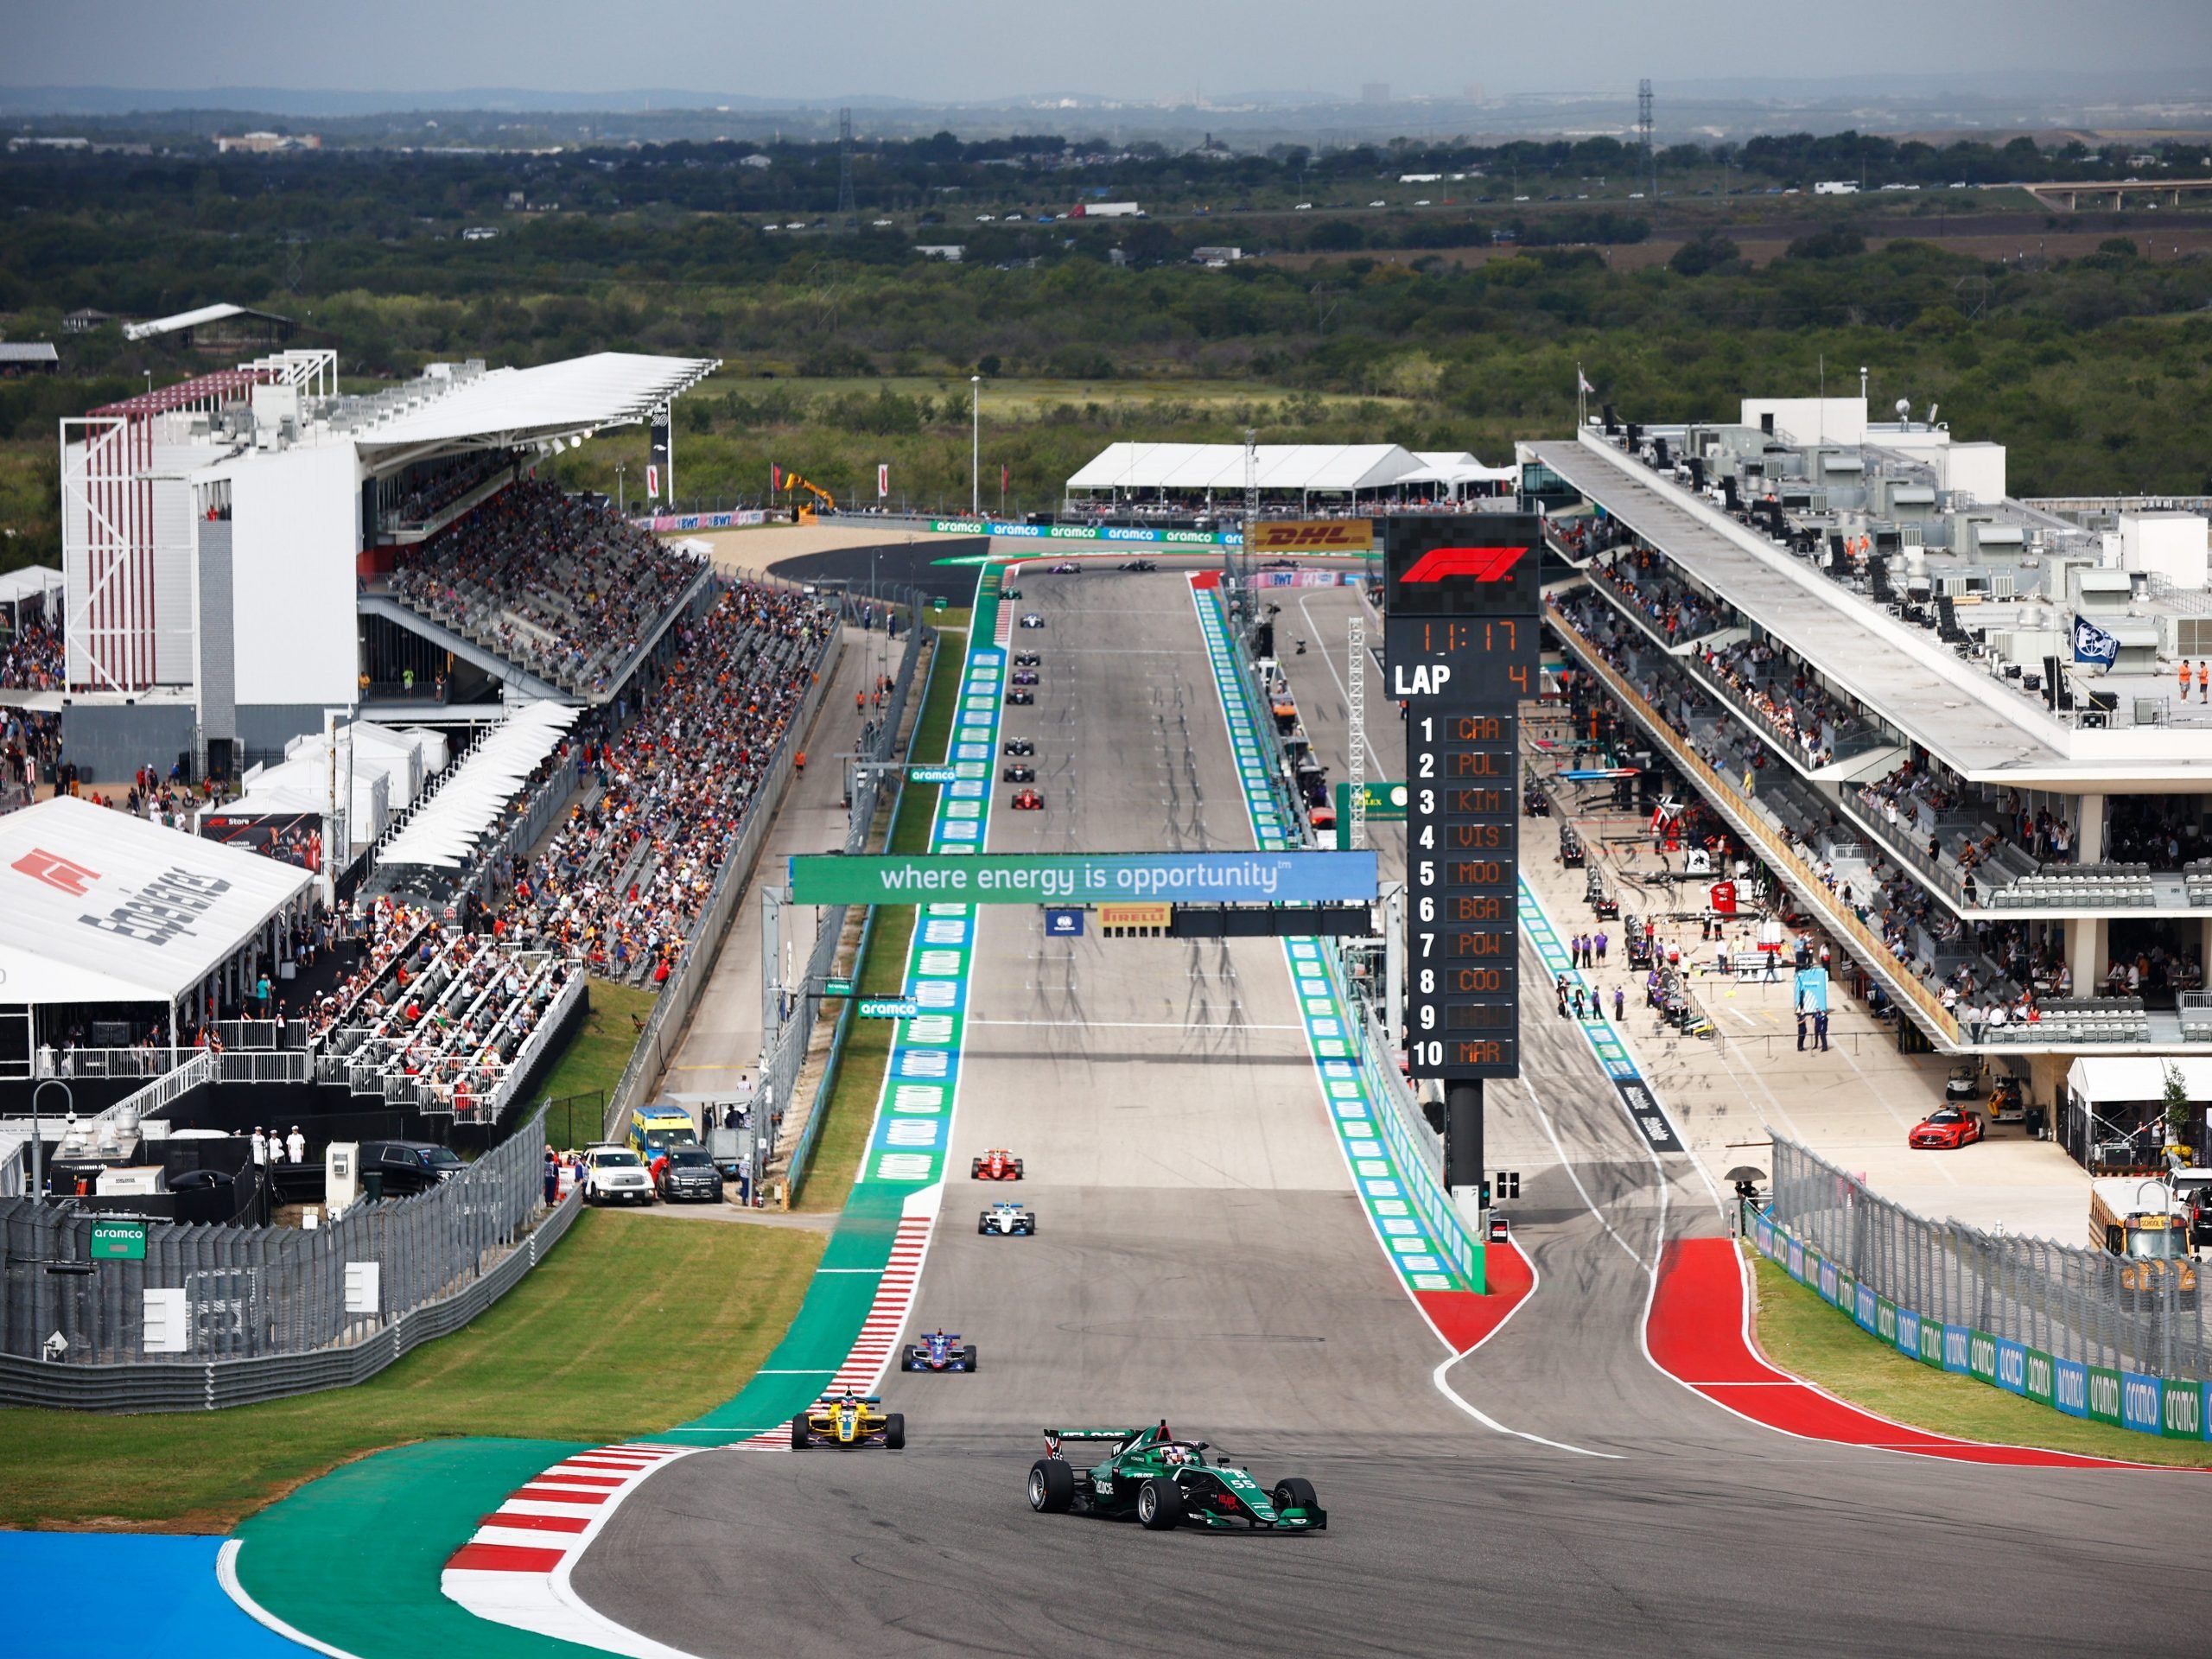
[1042,1427,1144,1456]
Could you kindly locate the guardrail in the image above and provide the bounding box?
[0,1106,567,1409]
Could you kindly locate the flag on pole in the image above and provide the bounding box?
[771,462,783,492]
[877,462,889,499]
[1001,463,1009,493]
[645,463,660,499]
[1577,368,1594,395]
[2071,613,2120,669]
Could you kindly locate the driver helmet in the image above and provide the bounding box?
[1161,1444,1191,1465]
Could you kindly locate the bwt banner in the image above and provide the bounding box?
[788,850,1379,907]
[926,518,1243,547]
[630,509,771,532]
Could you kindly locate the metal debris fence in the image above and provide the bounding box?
[1769,1135,2209,1384]
[0,1106,558,1405]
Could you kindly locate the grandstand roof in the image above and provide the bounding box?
[0,797,313,1009]
[375,702,582,868]
[1066,443,1424,495]
[123,302,294,343]
[352,353,721,461]
[0,564,63,607]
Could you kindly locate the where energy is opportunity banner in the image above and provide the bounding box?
[788,850,1379,907]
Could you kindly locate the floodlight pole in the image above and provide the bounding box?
[969,377,982,517]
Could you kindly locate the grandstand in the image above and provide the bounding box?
[376,480,711,700]
[56,349,719,785]
[494,582,837,986]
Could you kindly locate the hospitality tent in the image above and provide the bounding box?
[1065,443,1425,510]
[224,753,393,855]
[0,564,63,628]
[0,796,314,1061]
[373,701,581,869]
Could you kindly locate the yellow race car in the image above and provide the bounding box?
[790,1392,906,1450]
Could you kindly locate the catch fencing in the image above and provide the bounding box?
[766,599,929,1196]
[0,1106,562,1408]
[1768,1135,2211,1387]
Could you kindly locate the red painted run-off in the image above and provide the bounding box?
[1416,1242,1534,1352]
[1187,569,1222,590]
[1650,1238,2159,1469]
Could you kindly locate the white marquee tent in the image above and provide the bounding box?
[375,701,582,869]
[0,795,313,1011]
[1067,443,1426,501]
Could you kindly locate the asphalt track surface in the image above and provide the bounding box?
[574,571,2212,1657]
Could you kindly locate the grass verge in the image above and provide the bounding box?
[0,1211,825,1532]
[1747,1248,2212,1468]
[791,629,965,1213]
[536,978,659,1149]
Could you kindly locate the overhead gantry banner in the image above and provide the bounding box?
[787,850,1379,907]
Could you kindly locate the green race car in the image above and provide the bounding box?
[1026,1421,1326,1532]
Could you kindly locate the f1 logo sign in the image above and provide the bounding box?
[1399,546,1527,583]
[14,849,99,896]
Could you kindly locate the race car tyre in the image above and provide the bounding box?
[1029,1458,1075,1514]
[1012,1160,1023,1178]
[1274,1477,1319,1515]
[899,1353,917,1371]
[961,1345,979,1370]
[1136,1478,1183,1530]
[884,1413,906,1451]
[970,1160,983,1178]
[789,1414,810,1450]
[977,1213,988,1234]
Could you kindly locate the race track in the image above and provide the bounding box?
[569,571,2212,1658]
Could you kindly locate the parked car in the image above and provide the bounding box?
[358,1140,467,1196]
[582,1144,655,1205]
[657,1147,726,1204]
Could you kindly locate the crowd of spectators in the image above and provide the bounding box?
[2,707,60,810]
[381,450,516,531]
[2106,798,2209,871]
[1592,548,1724,644]
[1694,638,1848,771]
[389,480,706,696]
[0,616,63,691]
[490,582,836,986]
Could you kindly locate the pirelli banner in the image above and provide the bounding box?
[1246,519,1375,555]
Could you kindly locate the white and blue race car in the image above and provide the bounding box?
[900,1329,979,1373]
[979,1201,1036,1236]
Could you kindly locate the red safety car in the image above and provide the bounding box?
[1909,1106,1983,1151]
[971,1148,1024,1180]
[1012,788,1045,810]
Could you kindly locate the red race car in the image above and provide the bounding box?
[1909,1106,1983,1150]
[1011,788,1044,810]
[971,1148,1024,1180]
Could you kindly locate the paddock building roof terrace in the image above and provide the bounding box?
[1526,403,2212,791]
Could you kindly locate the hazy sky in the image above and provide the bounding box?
[9,0,2209,104]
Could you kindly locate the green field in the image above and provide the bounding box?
[0,1211,824,1532]
[1747,1249,2212,1468]
[536,978,658,1149]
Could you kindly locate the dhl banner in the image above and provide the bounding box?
[1246,519,1374,554]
